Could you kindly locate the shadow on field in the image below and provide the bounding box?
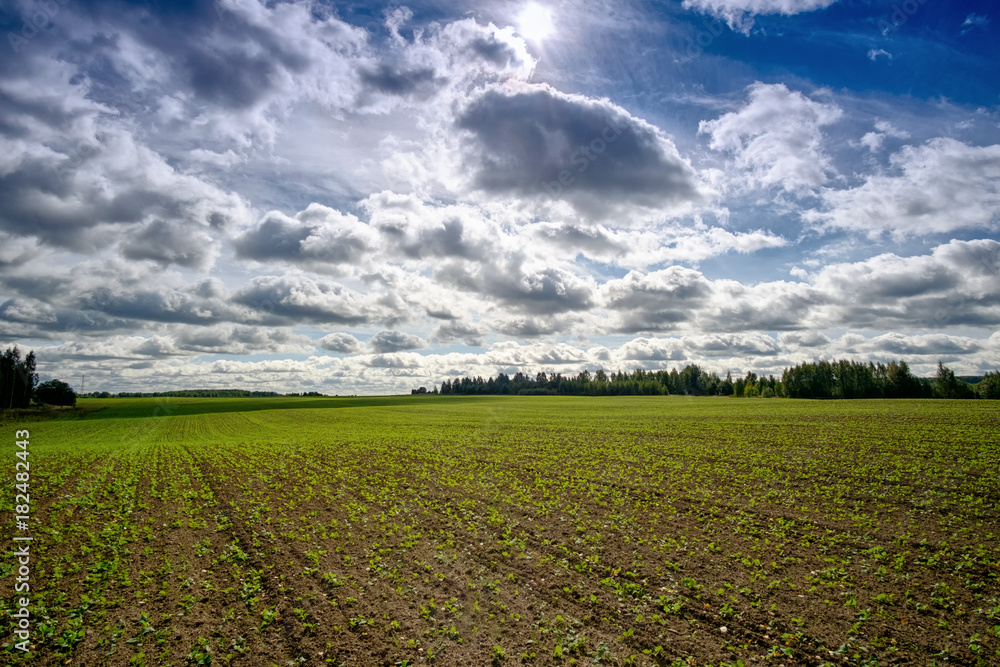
[70,394,492,420]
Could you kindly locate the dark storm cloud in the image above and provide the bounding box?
[455,86,701,216]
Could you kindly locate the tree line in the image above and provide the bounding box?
[425,360,999,400]
[1,346,76,408]
[84,389,303,398]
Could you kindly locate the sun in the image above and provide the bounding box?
[518,3,554,42]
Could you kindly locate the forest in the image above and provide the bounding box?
[428,360,1000,399]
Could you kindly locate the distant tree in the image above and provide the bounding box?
[933,362,973,399]
[885,360,922,398]
[1,346,37,409]
[976,371,1000,399]
[34,379,77,407]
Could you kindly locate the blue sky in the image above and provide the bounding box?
[0,0,998,394]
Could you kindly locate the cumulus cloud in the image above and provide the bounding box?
[620,337,688,362]
[597,238,1000,336]
[368,330,426,353]
[362,192,494,262]
[173,324,312,355]
[531,223,786,268]
[438,258,595,315]
[859,120,909,152]
[808,139,1000,237]
[456,84,702,219]
[433,321,487,347]
[699,82,843,193]
[492,316,568,339]
[317,332,362,354]
[122,220,218,269]
[234,204,378,271]
[862,332,981,357]
[779,331,831,348]
[0,78,251,256]
[686,332,781,357]
[683,0,839,33]
[603,267,712,333]
[232,275,377,326]
[2,0,996,394]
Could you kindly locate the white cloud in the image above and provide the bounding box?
[234,205,378,272]
[317,332,362,354]
[0,82,252,260]
[859,120,910,152]
[699,83,843,193]
[683,0,839,33]
[1,0,996,395]
[808,138,1000,236]
[368,330,427,353]
[962,13,989,30]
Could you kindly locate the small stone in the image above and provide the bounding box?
[719,626,728,634]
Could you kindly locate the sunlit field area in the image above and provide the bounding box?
[3,396,999,666]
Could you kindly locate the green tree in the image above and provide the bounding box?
[934,362,963,399]
[1,346,37,409]
[976,371,1000,399]
[35,379,77,407]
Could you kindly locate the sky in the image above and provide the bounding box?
[0,0,998,395]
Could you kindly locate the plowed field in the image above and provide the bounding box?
[2,396,998,666]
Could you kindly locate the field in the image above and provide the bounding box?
[2,395,998,666]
